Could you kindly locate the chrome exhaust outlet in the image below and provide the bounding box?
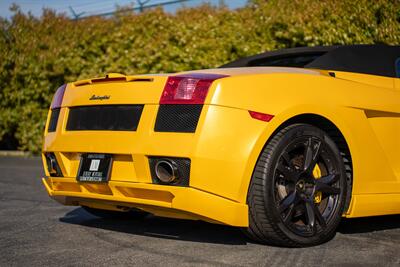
[45,152,63,177]
[154,159,178,183]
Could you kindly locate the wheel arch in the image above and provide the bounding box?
[242,113,353,213]
[278,114,353,211]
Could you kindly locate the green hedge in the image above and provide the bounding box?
[1,0,399,153]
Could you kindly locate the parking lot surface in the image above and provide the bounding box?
[0,156,399,266]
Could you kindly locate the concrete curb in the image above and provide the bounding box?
[0,150,31,157]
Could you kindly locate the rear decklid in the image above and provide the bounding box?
[62,73,169,107]
[61,67,323,108]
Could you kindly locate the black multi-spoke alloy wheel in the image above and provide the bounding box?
[245,124,348,247]
[82,206,149,220]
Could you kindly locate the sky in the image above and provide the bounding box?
[0,0,248,19]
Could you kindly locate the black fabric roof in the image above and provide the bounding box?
[220,45,400,77]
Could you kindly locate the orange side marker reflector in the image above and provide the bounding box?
[248,111,274,122]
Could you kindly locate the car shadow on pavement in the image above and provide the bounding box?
[60,207,249,245]
[338,214,400,234]
[60,207,400,245]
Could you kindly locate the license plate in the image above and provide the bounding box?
[77,153,112,183]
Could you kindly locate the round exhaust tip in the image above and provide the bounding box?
[155,160,178,183]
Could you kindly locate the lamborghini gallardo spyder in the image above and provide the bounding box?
[42,45,400,247]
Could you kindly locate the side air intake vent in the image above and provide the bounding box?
[154,105,203,133]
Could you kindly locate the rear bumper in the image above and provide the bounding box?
[43,177,249,226]
[43,104,267,200]
[42,104,270,226]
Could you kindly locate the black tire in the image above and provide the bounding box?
[245,124,348,247]
[82,206,149,220]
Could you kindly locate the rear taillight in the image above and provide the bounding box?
[50,84,67,109]
[47,84,66,133]
[160,73,228,104]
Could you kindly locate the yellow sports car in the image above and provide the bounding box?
[42,45,400,247]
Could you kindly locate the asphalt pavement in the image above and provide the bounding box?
[0,156,399,266]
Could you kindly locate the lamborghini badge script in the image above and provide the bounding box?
[89,95,110,100]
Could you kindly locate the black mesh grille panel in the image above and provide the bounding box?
[66,105,143,131]
[48,108,60,132]
[148,157,191,187]
[154,105,202,133]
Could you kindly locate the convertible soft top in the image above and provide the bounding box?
[221,45,400,78]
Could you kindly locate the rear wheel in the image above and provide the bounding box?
[82,206,149,220]
[245,124,348,247]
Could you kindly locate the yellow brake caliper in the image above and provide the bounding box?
[312,164,322,204]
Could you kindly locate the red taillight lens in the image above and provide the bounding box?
[249,110,274,122]
[50,84,67,109]
[160,73,228,104]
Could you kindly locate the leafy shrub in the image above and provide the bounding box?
[0,0,399,153]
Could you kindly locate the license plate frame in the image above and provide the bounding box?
[76,153,112,183]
